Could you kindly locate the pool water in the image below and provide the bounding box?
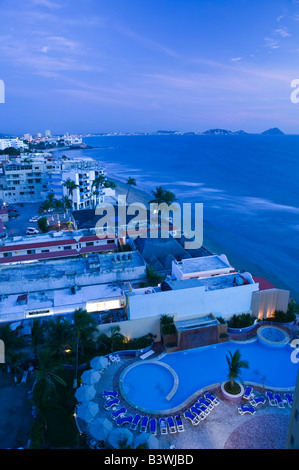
[260,327,286,342]
[121,340,299,413]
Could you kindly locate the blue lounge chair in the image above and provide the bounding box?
[104,398,120,410]
[285,393,293,408]
[159,417,168,435]
[174,415,184,432]
[204,392,219,406]
[150,418,157,435]
[111,407,127,420]
[238,405,256,415]
[274,394,286,409]
[198,397,214,411]
[249,396,266,407]
[194,402,209,416]
[243,386,254,400]
[266,391,277,406]
[116,416,133,427]
[102,390,118,400]
[183,410,200,425]
[130,414,142,430]
[190,405,205,420]
[140,416,149,432]
[167,416,177,434]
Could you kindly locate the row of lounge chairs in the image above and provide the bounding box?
[238,388,293,415]
[102,390,184,434]
[243,386,293,408]
[183,392,219,426]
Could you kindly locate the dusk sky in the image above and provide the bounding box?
[1,0,299,134]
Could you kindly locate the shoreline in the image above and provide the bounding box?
[108,175,297,300]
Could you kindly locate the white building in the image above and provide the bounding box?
[0,139,28,150]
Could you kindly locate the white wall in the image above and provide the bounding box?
[129,283,259,320]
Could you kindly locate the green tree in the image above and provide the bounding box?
[72,308,97,387]
[126,177,136,201]
[63,178,79,197]
[149,186,177,205]
[31,319,45,358]
[226,349,249,390]
[32,348,66,445]
[44,316,73,359]
[37,216,49,233]
[144,266,165,287]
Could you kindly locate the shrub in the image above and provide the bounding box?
[228,313,255,329]
[160,314,176,335]
[37,216,49,233]
[264,309,296,324]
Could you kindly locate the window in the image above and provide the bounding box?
[41,249,49,253]
[63,245,72,250]
[86,242,94,247]
[3,252,12,257]
[27,250,35,255]
[107,239,115,244]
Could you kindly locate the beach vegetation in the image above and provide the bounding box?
[126,177,137,200]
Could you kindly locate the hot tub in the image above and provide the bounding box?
[257,325,289,348]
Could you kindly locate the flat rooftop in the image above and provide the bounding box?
[166,273,254,292]
[173,254,232,274]
[0,250,145,292]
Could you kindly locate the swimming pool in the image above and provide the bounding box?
[120,340,299,414]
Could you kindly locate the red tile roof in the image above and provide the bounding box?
[0,249,78,264]
[79,235,116,242]
[0,238,78,253]
[253,276,276,291]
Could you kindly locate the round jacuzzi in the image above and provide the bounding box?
[257,325,290,348]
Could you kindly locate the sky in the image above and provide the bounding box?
[1,0,299,134]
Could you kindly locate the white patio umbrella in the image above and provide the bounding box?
[134,432,159,449]
[76,401,99,423]
[75,385,96,402]
[108,428,133,449]
[88,417,113,441]
[90,355,109,371]
[81,369,101,385]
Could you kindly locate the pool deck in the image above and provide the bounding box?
[76,355,292,450]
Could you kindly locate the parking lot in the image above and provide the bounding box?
[4,202,44,237]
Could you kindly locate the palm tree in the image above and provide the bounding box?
[144,266,165,287]
[104,179,116,189]
[72,308,97,387]
[31,319,45,358]
[109,325,125,353]
[32,348,66,443]
[61,195,73,217]
[149,186,177,205]
[63,178,79,197]
[126,177,136,201]
[44,316,73,359]
[149,186,178,225]
[226,349,249,391]
[6,351,23,384]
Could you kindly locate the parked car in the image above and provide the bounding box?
[26,227,39,235]
[29,216,39,222]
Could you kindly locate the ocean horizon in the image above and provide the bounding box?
[55,134,299,301]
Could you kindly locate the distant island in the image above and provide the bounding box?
[152,127,285,136]
[261,127,285,136]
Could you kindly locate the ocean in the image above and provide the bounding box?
[55,134,299,301]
